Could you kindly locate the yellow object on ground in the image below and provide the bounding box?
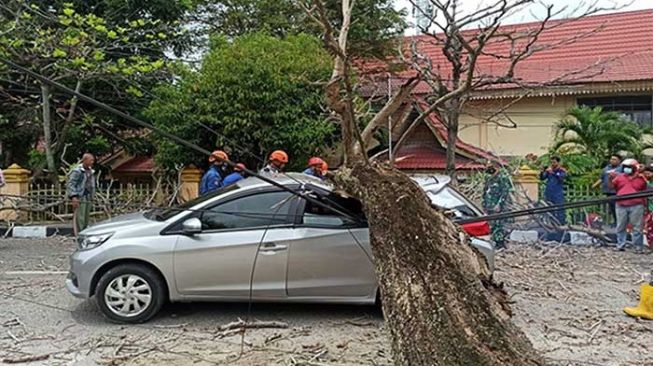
[624,283,653,320]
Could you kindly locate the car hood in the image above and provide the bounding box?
[81,212,157,235]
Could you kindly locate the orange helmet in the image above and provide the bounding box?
[308,157,324,167]
[269,150,289,164]
[234,163,246,172]
[209,150,229,162]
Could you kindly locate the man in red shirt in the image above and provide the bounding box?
[610,158,647,251]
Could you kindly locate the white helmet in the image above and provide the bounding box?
[622,158,639,167]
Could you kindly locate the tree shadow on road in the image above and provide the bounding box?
[71,299,383,327]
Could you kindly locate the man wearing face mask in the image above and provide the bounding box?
[483,163,512,250]
[610,158,648,252]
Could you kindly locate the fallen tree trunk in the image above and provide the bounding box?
[334,162,544,366]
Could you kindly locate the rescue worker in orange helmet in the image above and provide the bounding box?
[200,150,229,195]
[303,157,325,180]
[223,163,247,187]
[260,150,288,176]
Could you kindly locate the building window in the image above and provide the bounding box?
[577,95,653,127]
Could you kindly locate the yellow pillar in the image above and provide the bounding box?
[514,165,539,204]
[0,164,31,221]
[178,165,202,204]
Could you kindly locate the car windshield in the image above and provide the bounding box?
[145,184,240,221]
[427,187,480,218]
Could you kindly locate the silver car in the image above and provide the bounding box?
[66,173,494,323]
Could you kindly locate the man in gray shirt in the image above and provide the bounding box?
[593,155,622,225]
[67,153,96,235]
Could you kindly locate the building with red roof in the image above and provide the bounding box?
[371,9,653,172]
[98,149,155,184]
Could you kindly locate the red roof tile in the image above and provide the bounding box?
[389,108,504,171]
[366,9,653,94]
[394,146,486,170]
[112,155,154,173]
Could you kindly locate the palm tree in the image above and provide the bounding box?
[553,106,649,159]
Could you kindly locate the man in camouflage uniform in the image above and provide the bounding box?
[482,163,513,250]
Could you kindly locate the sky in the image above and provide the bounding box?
[395,0,653,34]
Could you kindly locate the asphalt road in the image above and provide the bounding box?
[3,237,653,366]
[0,238,389,365]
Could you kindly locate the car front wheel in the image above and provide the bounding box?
[95,264,165,323]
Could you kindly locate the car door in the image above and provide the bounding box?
[173,190,298,298]
[286,193,376,298]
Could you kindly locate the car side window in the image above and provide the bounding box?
[201,191,295,231]
[302,194,365,228]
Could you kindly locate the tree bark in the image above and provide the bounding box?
[55,80,82,161]
[41,83,57,184]
[354,77,420,156]
[444,99,460,182]
[334,162,544,366]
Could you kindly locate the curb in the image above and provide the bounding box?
[0,225,74,238]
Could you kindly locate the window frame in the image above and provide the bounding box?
[294,193,368,230]
[163,186,301,235]
[577,94,653,126]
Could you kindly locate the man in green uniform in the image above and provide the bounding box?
[67,153,95,236]
[482,163,513,250]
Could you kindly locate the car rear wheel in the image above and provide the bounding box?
[95,264,165,323]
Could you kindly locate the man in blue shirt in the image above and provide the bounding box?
[540,156,567,225]
[592,155,622,224]
[223,163,246,187]
[200,150,229,195]
[303,157,326,180]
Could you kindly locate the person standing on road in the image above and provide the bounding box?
[200,150,229,195]
[67,153,96,236]
[609,158,647,252]
[540,156,567,225]
[482,163,513,250]
[260,150,288,177]
[222,163,247,187]
[593,155,622,225]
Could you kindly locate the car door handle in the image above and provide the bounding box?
[259,242,287,252]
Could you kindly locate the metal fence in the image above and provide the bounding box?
[27,181,176,223]
[563,183,611,226]
[460,172,611,227]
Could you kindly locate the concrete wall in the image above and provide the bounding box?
[458,95,576,157]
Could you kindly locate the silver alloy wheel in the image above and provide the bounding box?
[104,274,152,318]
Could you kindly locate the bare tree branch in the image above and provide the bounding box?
[354,76,420,155]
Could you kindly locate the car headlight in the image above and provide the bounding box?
[77,233,113,250]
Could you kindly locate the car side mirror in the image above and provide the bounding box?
[182,218,202,235]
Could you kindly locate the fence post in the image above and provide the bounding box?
[514,165,539,204]
[179,165,202,203]
[0,164,31,221]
